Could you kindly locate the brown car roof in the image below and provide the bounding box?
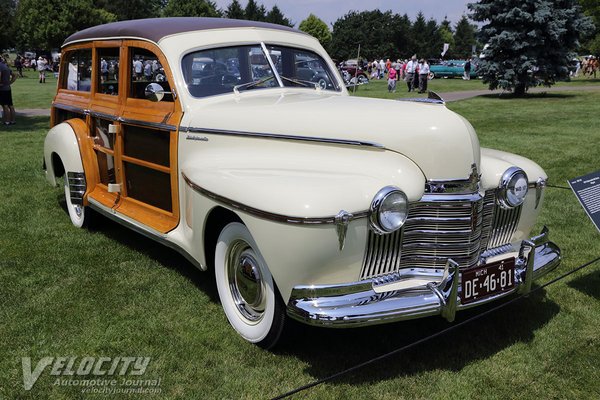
[63,17,302,47]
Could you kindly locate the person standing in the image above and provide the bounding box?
[418,59,430,93]
[0,56,17,126]
[387,66,397,93]
[405,55,417,92]
[14,56,23,77]
[412,59,420,92]
[463,59,471,80]
[37,56,48,83]
[378,59,385,79]
[133,58,143,80]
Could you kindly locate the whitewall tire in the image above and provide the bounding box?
[215,222,285,349]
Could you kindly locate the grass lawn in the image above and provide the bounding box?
[351,75,600,100]
[9,72,58,110]
[1,84,599,399]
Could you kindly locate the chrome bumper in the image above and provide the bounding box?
[287,227,561,327]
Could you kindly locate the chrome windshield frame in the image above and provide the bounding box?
[260,41,284,88]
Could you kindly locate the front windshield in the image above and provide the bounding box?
[182,44,340,98]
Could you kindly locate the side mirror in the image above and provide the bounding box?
[145,82,171,102]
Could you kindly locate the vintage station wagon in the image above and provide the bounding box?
[44,18,561,348]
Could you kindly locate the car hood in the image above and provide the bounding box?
[184,90,480,180]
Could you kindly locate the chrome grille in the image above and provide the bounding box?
[361,229,403,279]
[486,200,522,249]
[398,197,483,271]
[360,189,522,280]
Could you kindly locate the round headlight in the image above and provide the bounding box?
[498,167,529,208]
[369,186,409,234]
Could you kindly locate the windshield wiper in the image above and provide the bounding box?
[233,75,275,94]
[278,75,318,89]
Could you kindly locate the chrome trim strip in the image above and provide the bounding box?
[53,104,175,130]
[183,127,385,149]
[425,163,479,194]
[87,198,203,270]
[53,103,87,115]
[182,172,368,225]
[89,110,119,121]
[118,117,177,131]
[288,233,561,327]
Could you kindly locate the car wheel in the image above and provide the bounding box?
[215,222,285,349]
[63,177,89,228]
[358,74,369,84]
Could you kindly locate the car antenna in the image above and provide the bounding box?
[353,44,360,94]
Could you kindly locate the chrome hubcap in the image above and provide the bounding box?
[227,240,265,322]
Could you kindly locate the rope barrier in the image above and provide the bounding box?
[272,255,600,400]
[547,184,572,190]
[272,182,596,399]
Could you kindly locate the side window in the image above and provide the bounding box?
[97,48,119,95]
[129,48,172,102]
[62,49,92,92]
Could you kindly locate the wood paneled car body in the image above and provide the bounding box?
[44,18,561,348]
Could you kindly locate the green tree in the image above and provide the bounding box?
[579,0,600,54]
[244,0,264,21]
[439,17,455,58]
[299,14,331,47]
[0,0,17,51]
[15,0,116,50]
[469,0,594,95]
[411,12,428,58]
[94,0,161,20]
[225,0,245,19]
[453,15,477,58]
[265,5,293,27]
[424,18,444,58]
[329,10,399,61]
[162,0,221,17]
[392,14,414,59]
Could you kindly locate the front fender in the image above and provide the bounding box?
[180,135,425,219]
[480,147,547,189]
[480,147,549,243]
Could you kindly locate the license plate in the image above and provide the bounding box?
[461,258,515,305]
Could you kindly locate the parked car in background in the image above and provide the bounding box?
[339,60,369,84]
[44,18,560,349]
[430,59,478,79]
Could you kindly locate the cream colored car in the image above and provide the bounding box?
[44,18,560,348]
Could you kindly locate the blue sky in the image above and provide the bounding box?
[212,0,473,27]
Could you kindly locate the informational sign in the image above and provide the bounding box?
[568,170,600,233]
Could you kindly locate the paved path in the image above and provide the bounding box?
[12,85,600,118]
[440,84,600,102]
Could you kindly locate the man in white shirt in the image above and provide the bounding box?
[418,59,430,93]
[405,55,417,92]
[36,56,48,83]
[133,58,143,80]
